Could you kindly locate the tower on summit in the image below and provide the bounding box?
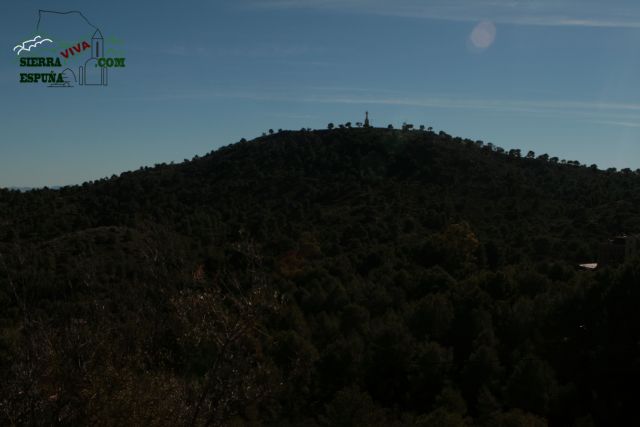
[364,111,371,128]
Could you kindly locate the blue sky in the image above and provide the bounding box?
[3,0,640,186]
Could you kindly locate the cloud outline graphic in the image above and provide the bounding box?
[13,35,53,56]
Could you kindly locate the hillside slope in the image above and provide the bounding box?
[1,128,640,426]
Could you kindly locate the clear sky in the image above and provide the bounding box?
[3,0,640,187]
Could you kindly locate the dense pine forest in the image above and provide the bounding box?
[2,127,640,426]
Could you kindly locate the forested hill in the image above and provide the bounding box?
[1,128,640,426]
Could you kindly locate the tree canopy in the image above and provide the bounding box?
[0,127,638,425]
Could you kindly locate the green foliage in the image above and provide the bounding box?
[320,386,388,427]
[0,127,639,424]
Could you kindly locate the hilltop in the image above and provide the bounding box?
[1,127,640,426]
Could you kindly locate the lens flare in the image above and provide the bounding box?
[470,21,497,49]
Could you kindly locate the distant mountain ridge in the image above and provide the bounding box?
[5,186,61,192]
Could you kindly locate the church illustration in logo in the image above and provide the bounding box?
[79,29,107,86]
